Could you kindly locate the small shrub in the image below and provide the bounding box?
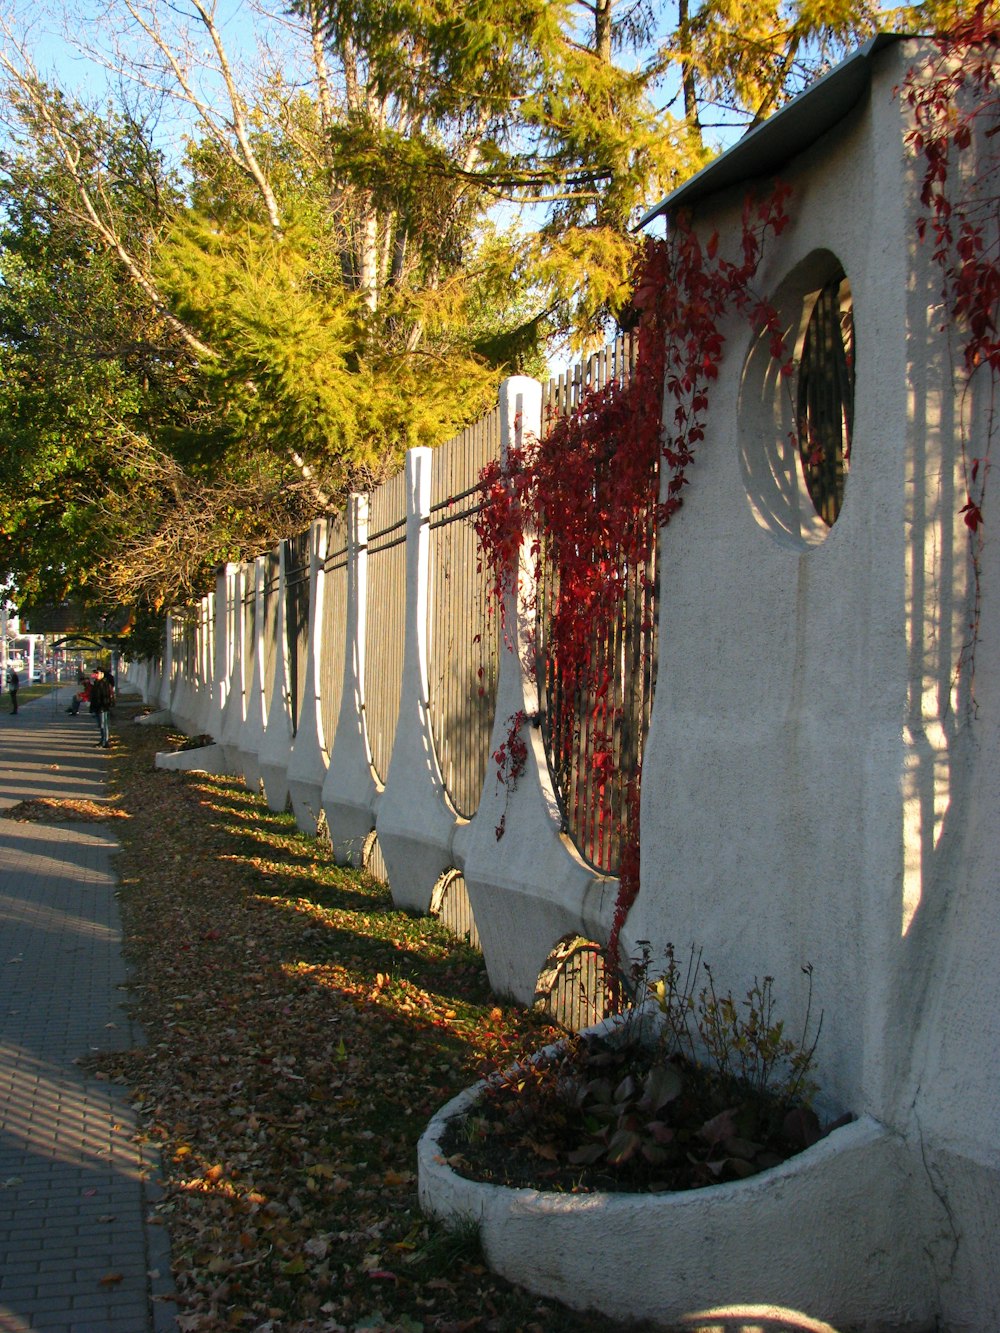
[442,948,849,1194]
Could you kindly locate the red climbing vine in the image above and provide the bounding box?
[476,185,793,983]
[902,5,1000,683]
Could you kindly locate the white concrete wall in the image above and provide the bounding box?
[130,37,999,1327]
[620,37,996,1327]
[287,521,330,835]
[259,542,294,811]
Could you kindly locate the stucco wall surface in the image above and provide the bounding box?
[127,36,1000,1330]
[418,1089,932,1330]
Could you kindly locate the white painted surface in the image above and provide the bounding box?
[129,37,1000,1327]
[287,521,331,835]
[321,494,379,865]
[236,556,269,794]
[376,449,458,910]
[259,542,294,811]
[418,1089,932,1330]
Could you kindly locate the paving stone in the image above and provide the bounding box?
[0,688,174,1332]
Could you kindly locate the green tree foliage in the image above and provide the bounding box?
[301,0,928,344]
[0,94,314,626]
[0,0,971,633]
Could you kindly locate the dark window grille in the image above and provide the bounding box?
[797,274,854,526]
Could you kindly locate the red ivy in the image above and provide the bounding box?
[476,187,792,982]
[492,709,528,840]
[903,5,1000,677]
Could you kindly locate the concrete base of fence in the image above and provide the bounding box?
[238,749,264,796]
[418,1097,934,1331]
[135,709,173,726]
[154,743,231,775]
[288,777,324,837]
[260,761,290,813]
[323,793,376,868]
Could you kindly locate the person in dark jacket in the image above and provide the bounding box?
[89,668,114,748]
[6,668,18,714]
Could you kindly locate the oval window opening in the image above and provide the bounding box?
[796,273,854,527]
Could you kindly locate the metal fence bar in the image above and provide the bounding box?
[262,549,280,711]
[365,470,408,784]
[535,331,656,876]
[534,937,613,1033]
[319,512,348,760]
[427,406,502,817]
[431,870,482,951]
[284,532,310,736]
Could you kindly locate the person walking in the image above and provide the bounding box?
[89,667,114,748]
[6,667,19,714]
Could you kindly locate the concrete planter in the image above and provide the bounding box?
[417,1073,933,1332]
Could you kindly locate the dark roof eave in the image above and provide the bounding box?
[638,32,911,227]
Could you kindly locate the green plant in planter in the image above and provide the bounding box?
[649,944,821,1107]
[445,948,848,1194]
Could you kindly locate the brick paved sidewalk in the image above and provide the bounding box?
[0,688,174,1332]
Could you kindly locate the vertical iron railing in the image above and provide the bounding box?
[284,532,310,736]
[432,870,482,950]
[542,333,638,421]
[364,470,408,783]
[177,616,197,684]
[427,407,502,817]
[319,514,348,757]
[242,566,255,680]
[262,549,280,707]
[534,937,613,1032]
[536,332,658,875]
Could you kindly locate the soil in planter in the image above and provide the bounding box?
[439,1029,850,1195]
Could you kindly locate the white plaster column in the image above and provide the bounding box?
[158,616,174,712]
[321,494,378,865]
[141,656,161,707]
[288,520,330,835]
[204,566,237,739]
[221,563,250,772]
[376,449,457,911]
[457,377,616,1003]
[193,591,215,733]
[237,555,268,793]
[259,541,295,811]
[169,611,201,734]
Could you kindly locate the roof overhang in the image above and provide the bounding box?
[638,32,910,227]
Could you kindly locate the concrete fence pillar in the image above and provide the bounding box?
[158,615,174,712]
[237,555,269,793]
[457,375,617,1003]
[221,563,250,773]
[288,519,330,836]
[377,448,457,911]
[204,564,238,740]
[322,494,378,865]
[260,540,295,811]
